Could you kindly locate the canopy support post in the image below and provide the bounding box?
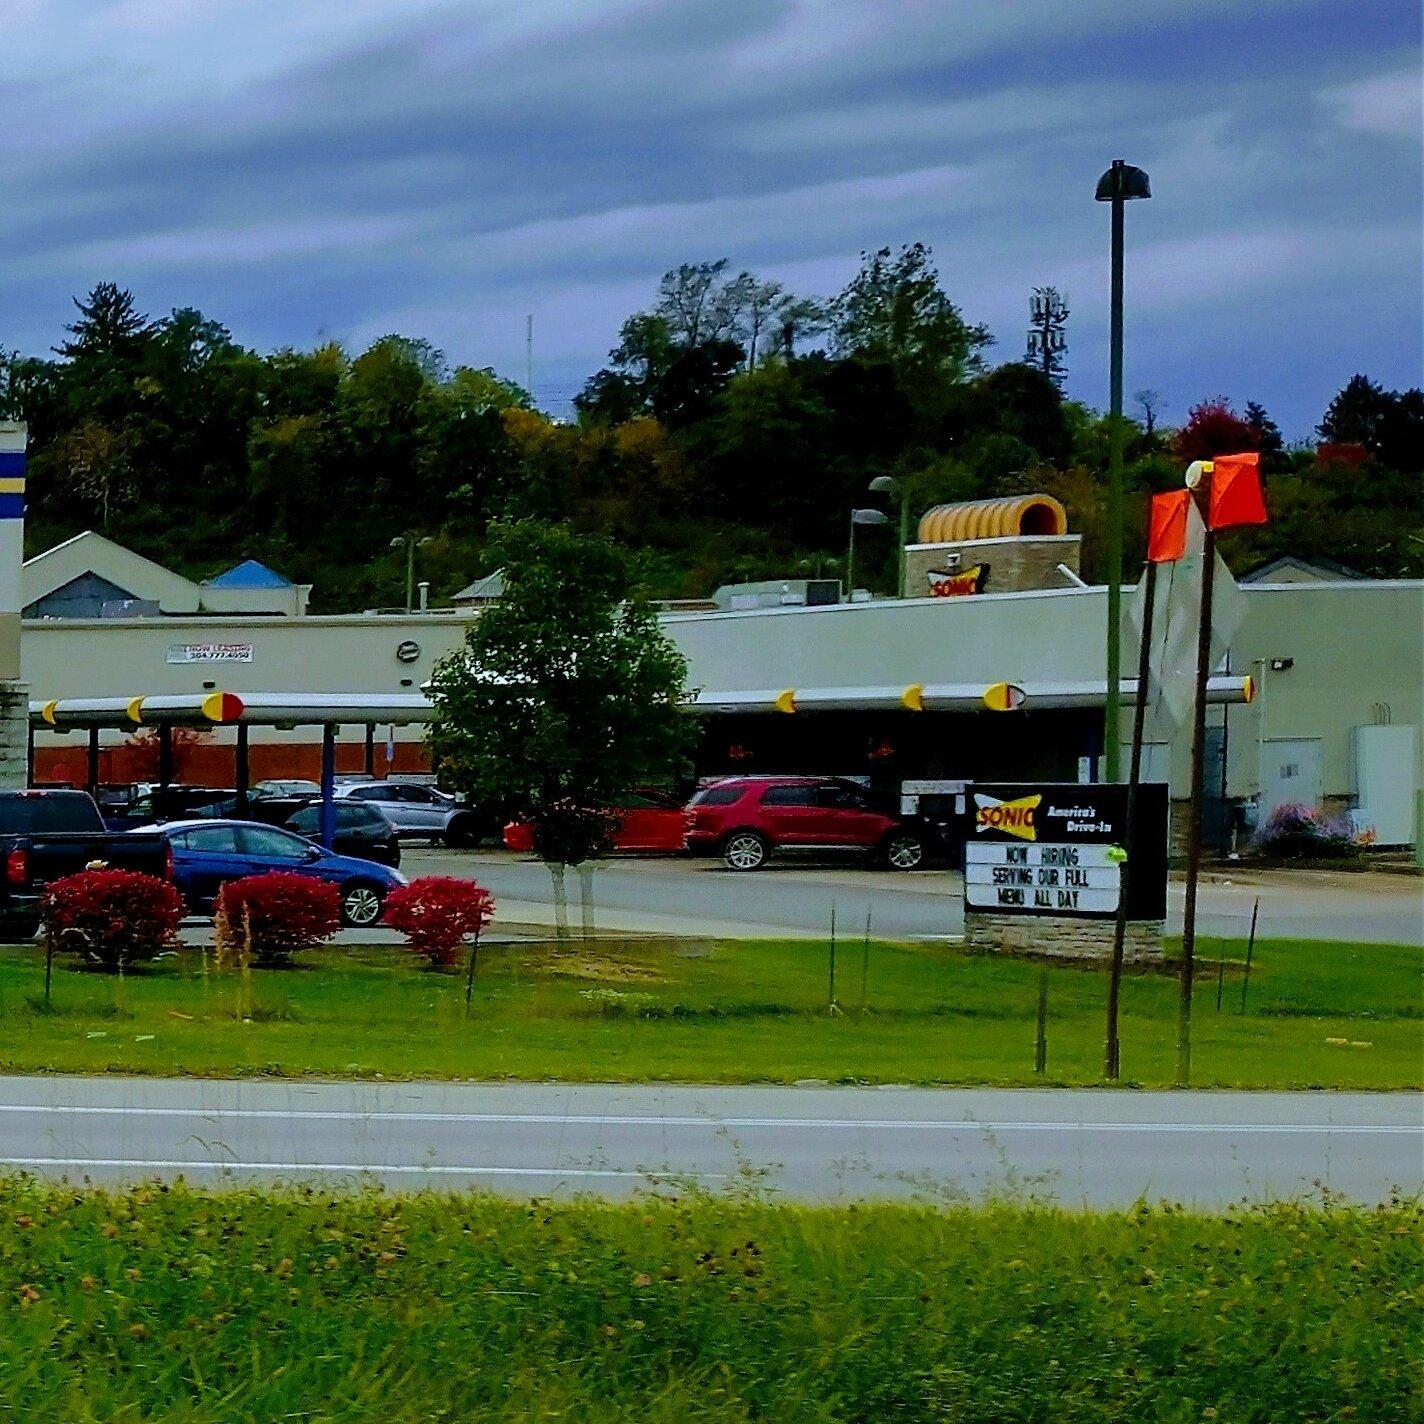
[319,724,336,849]
[235,724,250,816]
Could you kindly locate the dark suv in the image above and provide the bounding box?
[686,776,926,871]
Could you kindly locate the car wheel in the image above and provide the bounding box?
[443,814,478,849]
[722,830,769,871]
[882,832,926,871]
[340,882,385,928]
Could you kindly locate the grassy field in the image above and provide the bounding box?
[1,1179,1418,1422]
[0,932,1418,1088]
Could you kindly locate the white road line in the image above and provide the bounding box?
[0,1156,728,1178]
[0,1105,1416,1133]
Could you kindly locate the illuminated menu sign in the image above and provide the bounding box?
[960,783,1168,920]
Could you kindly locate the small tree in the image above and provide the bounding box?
[429,520,693,938]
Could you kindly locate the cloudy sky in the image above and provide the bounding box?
[2,0,1418,434]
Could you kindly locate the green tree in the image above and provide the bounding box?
[1318,374,1424,473]
[831,244,991,385]
[56,282,154,363]
[429,520,693,935]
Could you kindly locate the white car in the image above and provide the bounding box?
[332,781,483,846]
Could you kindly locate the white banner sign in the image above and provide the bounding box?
[965,840,1121,914]
[966,843,1120,871]
[166,642,254,665]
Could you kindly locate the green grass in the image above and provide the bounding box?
[0,933,1419,1088]
[1,1180,1418,1422]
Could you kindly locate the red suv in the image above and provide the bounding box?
[686,776,926,871]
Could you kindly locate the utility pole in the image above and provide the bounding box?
[1095,160,1151,783]
[525,314,534,401]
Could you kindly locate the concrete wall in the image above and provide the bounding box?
[19,579,1421,822]
[1121,580,1423,841]
[1223,581,1423,799]
[665,585,1109,696]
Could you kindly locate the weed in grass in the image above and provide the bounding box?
[0,935,1418,1088]
[0,1180,1416,1423]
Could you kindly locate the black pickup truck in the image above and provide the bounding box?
[0,790,174,938]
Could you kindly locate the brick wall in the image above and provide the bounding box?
[964,910,1164,963]
[903,536,1082,597]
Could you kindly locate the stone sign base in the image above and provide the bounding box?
[0,682,27,792]
[964,911,1164,964]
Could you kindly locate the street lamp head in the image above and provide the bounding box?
[850,508,890,526]
[389,536,405,549]
[867,475,896,494]
[1095,161,1151,202]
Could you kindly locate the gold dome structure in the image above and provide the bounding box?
[917,494,1067,545]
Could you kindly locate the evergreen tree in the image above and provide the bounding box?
[57,283,153,362]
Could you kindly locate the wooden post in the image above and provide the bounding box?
[1178,516,1217,1086]
[1034,971,1048,1075]
[1239,896,1260,1014]
[1106,556,1158,1079]
[860,908,872,1011]
[464,924,482,1016]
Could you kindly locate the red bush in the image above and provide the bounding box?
[215,873,342,968]
[384,877,495,968]
[43,868,184,972]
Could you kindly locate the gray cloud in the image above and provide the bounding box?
[0,0,1418,431]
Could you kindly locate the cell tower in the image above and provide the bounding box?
[1026,287,1069,387]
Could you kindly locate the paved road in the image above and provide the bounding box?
[2,1077,1418,1204]
[408,849,1424,945]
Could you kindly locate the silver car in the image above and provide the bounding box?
[332,781,482,846]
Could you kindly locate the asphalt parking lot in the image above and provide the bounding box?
[395,847,1424,945]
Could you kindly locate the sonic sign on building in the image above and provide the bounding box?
[964,783,1168,922]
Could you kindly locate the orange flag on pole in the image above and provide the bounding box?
[1208,451,1268,531]
[1147,488,1191,562]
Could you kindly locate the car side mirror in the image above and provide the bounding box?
[303,845,323,862]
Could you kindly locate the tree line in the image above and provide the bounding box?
[3,250,1420,610]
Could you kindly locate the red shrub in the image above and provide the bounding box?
[215,873,342,968]
[384,877,495,968]
[42,868,184,972]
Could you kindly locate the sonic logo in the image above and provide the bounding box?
[927,563,987,597]
[974,792,1041,841]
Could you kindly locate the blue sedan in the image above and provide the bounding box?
[162,819,407,928]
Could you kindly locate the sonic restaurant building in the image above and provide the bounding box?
[17,527,1423,852]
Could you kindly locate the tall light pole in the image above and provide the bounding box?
[845,507,889,601]
[390,533,434,613]
[867,475,911,596]
[1095,159,1151,781]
